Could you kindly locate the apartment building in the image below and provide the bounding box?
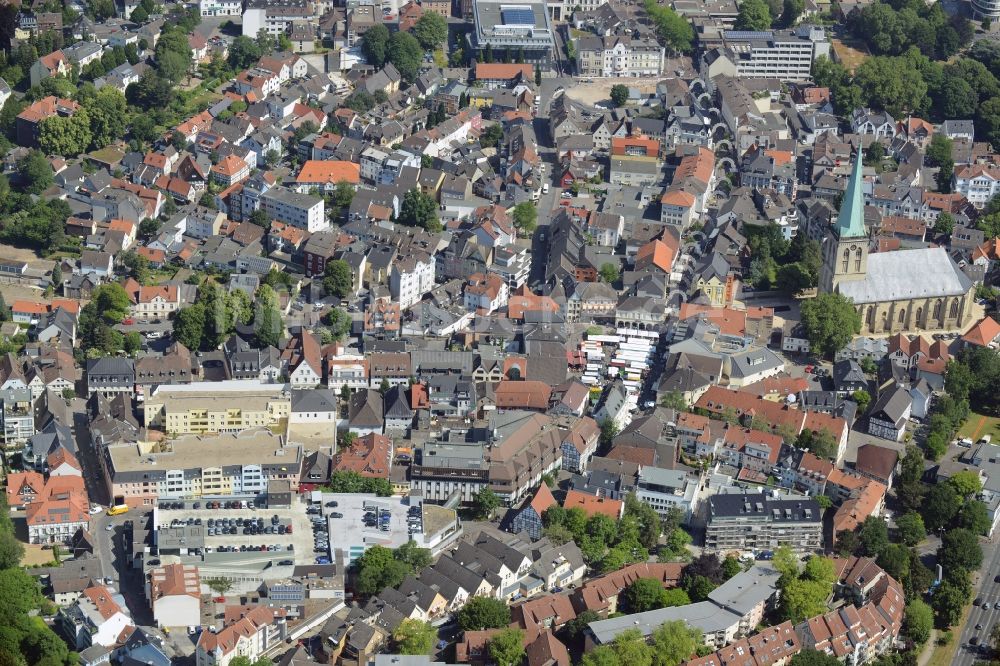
[60,585,133,651]
[703,26,830,81]
[410,442,489,503]
[143,382,291,434]
[471,0,555,65]
[196,605,288,666]
[199,0,242,15]
[576,34,665,78]
[261,186,326,232]
[133,285,181,321]
[953,164,1000,208]
[635,467,699,522]
[104,429,302,506]
[149,564,201,628]
[390,251,436,310]
[705,492,823,552]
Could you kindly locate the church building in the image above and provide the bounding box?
[819,155,975,335]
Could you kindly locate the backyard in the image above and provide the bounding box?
[959,412,1000,443]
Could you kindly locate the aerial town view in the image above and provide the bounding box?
[1,0,1000,662]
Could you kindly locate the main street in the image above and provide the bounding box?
[954,535,1000,665]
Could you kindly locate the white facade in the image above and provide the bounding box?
[134,294,180,321]
[289,362,321,388]
[261,187,326,232]
[390,254,436,310]
[199,0,242,15]
[954,165,1000,208]
[576,36,665,78]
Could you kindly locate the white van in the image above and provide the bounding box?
[542,183,549,194]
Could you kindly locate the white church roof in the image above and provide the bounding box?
[838,247,973,304]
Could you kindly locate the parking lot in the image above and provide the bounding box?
[154,501,317,564]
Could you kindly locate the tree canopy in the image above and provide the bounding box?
[800,293,862,358]
[457,596,511,631]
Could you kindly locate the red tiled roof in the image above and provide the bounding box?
[563,489,623,519]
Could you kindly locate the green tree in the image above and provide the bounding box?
[393,618,436,655]
[206,577,233,595]
[323,259,354,298]
[362,24,390,68]
[480,123,503,148]
[780,577,830,623]
[876,543,910,581]
[248,209,271,228]
[926,133,953,166]
[938,527,983,571]
[722,555,743,579]
[394,540,432,570]
[612,629,654,666]
[130,5,148,22]
[412,12,448,49]
[779,0,804,26]
[959,500,992,536]
[643,0,694,53]
[123,331,142,355]
[735,0,771,30]
[851,389,871,412]
[599,262,620,284]
[581,646,620,666]
[18,151,53,194]
[802,556,836,586]
[903,599,933,644]
[949,469,982,497]
[254,284,284,349]
[512,201,537,235]
[790,651,842,666]
[321,307,351,342]
[933,212,954,235]
[858,516,889,557]
[660,587,691,607]
[795,428,838,460]
[800,292,862,358]
[87,87,129,150]
[399,188,440,231]
[649,620,700,666]
[173,304,206,350]
[775,262,813,293]
[457,596,511,631]
[473,487,501,519]
[563,610,599,638]
[388,31,423,82]
[39,108,92,156]
[623,578,668,613]
[489,628,525,666]
[355,545,410,596]
[853,55,928,116]
[895,512,926,546]
[922,482,960,532]
[610,84,629,107]
[931,580,967,626]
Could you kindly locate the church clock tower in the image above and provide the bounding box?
[820,154,869,293]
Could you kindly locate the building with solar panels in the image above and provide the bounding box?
[700,25,830,82]
[471,0,555,65]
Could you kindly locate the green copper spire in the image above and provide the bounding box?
[836,153,866,238]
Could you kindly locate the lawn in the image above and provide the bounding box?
[959,412,1000,443]
[830,37,869,73]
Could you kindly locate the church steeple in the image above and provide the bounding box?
[820,152,869,292]
[835,153,867,239]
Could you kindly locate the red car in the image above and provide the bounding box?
[122,318,134,325]
[804,365,814,374]
[214,596,225,602]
